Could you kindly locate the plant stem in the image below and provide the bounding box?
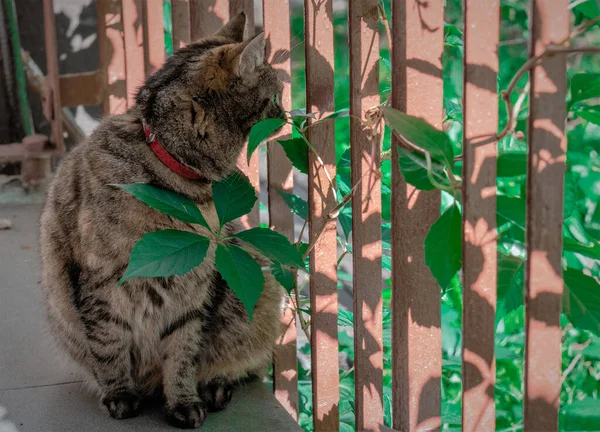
[497,17,600,140]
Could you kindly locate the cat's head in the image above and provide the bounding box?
[135,13,284,181]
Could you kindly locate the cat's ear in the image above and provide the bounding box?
[235,32,266,79]
[214,12,246,42]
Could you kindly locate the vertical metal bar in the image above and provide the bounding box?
[229,0,254,38]
[188,1,259,227]
[524,1,568,430]
[42,0,63,150]
[122,0,145,107]
[462,0,499,430]
[229,0,259,228]
[263,0,298,420]
[349,1,383,430]
[97,0,127,115]
[190,0,229,40]
[304,1,339,430]
[390,0,444,430]
[143,0,165,76]
[172,0,191,49]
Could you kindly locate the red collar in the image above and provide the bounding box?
[143,124,202,181]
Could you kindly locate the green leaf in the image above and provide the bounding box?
[383,107,454,167]
[113,184,210,229]
[497,195,526,231]
[317,108,349,122]
[397,146,449,191]
[497,254,524,316]
[270,262,295,294]
[338,204,353,241]
[582,342,600,360]
[573,0,600,21]
[247,118,287,164]
[574,105,600,125]
[497,152,527,177]
[382,253,392,271]
[212,171,257,228]
[234,227,305,268]
[560,399,600,431]
[215,244,265,320]
[569,73,600,110]
[564,170,577,220]
[278,138,309,174]
[277,190,308,219]
[338,309,354,327]
[424,203,461,289]
[120,230,209,284]
[565,268,600,335]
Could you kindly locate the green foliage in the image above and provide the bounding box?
[120,173,300,318]
[424,203,463,290]
[113,184,210,229]
[120,230,209,284]
[277,190,308,219]
[270,262,295,294]
[213,171,258,228]
[215,244,265,321]
[247,118,287,164]
[382,107,455,167]
[278,138,309,174]
[234,227,305,269]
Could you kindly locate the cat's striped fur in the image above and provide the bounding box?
[40,13,285,429]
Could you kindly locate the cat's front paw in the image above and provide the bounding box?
[101,391,141,419]
[166,401,206,429]
[198,380,233,412]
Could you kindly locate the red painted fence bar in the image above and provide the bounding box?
[186,0,260,228]
[143,0,165,77]
[122,0,145,107]
[172,0,191,48]
[461,1,499,431]
[349,0,383,430]
[304,0,340,430]
[97,0,127,116]
[524,0,569,430]
[263,0,298,421]
[391,0,444,430]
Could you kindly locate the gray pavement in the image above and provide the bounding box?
[0,202,300,432]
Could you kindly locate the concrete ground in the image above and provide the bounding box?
[0,198,300,432]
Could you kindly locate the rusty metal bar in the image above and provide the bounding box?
[190,0,228,40]
[461,1,499,430]
[524,1,569,430]
[390,0,444,430]
[229,0,254,38]
[229,0,259,228]
[59,72,102,107]
[42,0,63,151]
[122,0,146,107]
[349,0,383,430]
[97,0,127,115]
[263,0,298,420]
[172,0,191,49]
[191,1,259,227]
[304,0,339,430]
[143,0,165,76]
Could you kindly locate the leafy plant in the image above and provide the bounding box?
[117,172,304,319]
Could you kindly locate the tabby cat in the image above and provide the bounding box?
[40,13,285,429]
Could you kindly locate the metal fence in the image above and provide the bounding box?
[36,0,569,431]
